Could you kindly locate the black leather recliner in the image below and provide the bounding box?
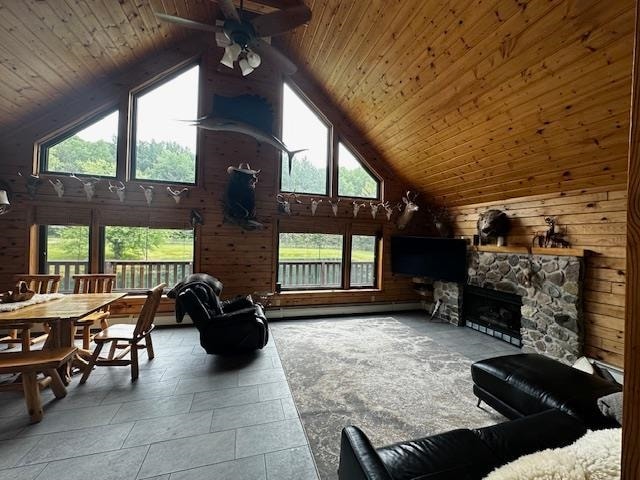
[168,273,269,355]
[338,409,587,480]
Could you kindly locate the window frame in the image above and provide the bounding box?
[129,62,201,187]
[38,108,120,179]
[336,139,382,201]
[99,224,196,294]
[279,81,382,201]
[38,224,93,292]
[277,219,382,292]
[279,81,333,197]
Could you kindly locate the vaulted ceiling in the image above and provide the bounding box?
[0,0,635,205]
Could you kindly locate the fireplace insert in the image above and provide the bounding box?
[463,285,522,346]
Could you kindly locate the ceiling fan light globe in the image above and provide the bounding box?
[247,51,261,68]
[239,58,254,76]
[220,43,242,68]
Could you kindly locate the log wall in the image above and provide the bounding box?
[0,37,425,314]
[450,186,628,367]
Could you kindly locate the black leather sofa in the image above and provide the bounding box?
[338,409,586,480]
[168,273,269,354]
[338,353,621,479]
[471,353,622,429]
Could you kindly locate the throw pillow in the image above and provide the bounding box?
[592,363,620,385]
[484,428,621,480]
[572,356,594,374]
[598,392,623,425]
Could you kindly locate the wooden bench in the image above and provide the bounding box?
[0,347,77,423]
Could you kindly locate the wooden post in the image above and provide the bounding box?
[623,1,640,477]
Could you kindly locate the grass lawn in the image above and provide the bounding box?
[47,238,193,262]
[279,247,374,262]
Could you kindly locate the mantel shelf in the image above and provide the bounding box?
[471,245,586,258]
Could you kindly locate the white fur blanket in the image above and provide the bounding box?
[0,293,65,312]
[485,428,621,480]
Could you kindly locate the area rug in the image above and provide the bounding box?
[271,317,504,480]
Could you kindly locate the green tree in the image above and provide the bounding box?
[104,227,168,260]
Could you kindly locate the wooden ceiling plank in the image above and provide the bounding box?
[362,0,566,139]
[89,1,141,62]
[0,41,72,100]
[366,0,630,142]
[401,71,631,175]
[20,0,114,79]
[336,0,513,114]
[61,0,126,70]
[281,0,315,52]
[306,0,355,70]
[304,0,351,70]
[325,0,445,103]
[116,0,161,52]
[0,2,91,87]
[435,158,629,204]
[393,38,632,158]
[413,131,630,192]
[100,0,147,55]
[377,5,634,151]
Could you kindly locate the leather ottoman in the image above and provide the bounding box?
[471,353,622,429]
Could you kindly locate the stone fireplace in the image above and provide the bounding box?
[432,248,584,365]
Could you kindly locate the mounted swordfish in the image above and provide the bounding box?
[185,94,306,174]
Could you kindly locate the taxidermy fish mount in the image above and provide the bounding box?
[186,95,306,174]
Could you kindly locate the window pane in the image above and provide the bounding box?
[338,143,379,199]
[43,225,89,292]
[278,233,343,289]
[281,83,329,195]
[134,66,199,183]
[103,227,194,291]
[351,235,377,287]
[45,111,118,177]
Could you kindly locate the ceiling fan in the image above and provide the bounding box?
[155,0,311,76]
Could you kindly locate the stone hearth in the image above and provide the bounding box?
[433,250,584,365]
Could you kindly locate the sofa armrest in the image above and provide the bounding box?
[474,409,587,466]
[338,426,393,480]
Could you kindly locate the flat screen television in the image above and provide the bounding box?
[391,236,467,282]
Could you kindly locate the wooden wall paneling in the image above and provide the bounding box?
[623,1,640,477]
[450,186,628,367]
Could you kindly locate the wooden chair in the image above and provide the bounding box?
[80,284,165,383]
[0,347,77,422]
[0,274,61,351]
[72,274,116,350]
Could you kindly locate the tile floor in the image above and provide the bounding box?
[0,311,520,480]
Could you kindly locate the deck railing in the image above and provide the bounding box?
[45,260,192,292]
[278,260,375,288]
[48,259,373,292]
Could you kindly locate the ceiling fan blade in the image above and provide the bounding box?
[154,12,221,33]
[217,0,241,22]
[251,38,297,75]
[250,5,312,38]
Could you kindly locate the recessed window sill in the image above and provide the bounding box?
[279,288,381,295]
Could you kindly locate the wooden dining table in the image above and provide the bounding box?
[0,293,127,381]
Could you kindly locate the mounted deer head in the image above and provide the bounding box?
[167,187,189,204]
[139,184,154,206]
[310,198,322,216]
[70,174,100,201]
[49,178,64,198]
[381,201,394,221]
[329,198,341,217]
[369,201,382,219]
[277,193,301,215]
[397,191,419,230]
[18,171,42,199]
[352,201,366,218]
[108,180,126,202]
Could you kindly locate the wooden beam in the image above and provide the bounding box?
[623,0,640,477]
